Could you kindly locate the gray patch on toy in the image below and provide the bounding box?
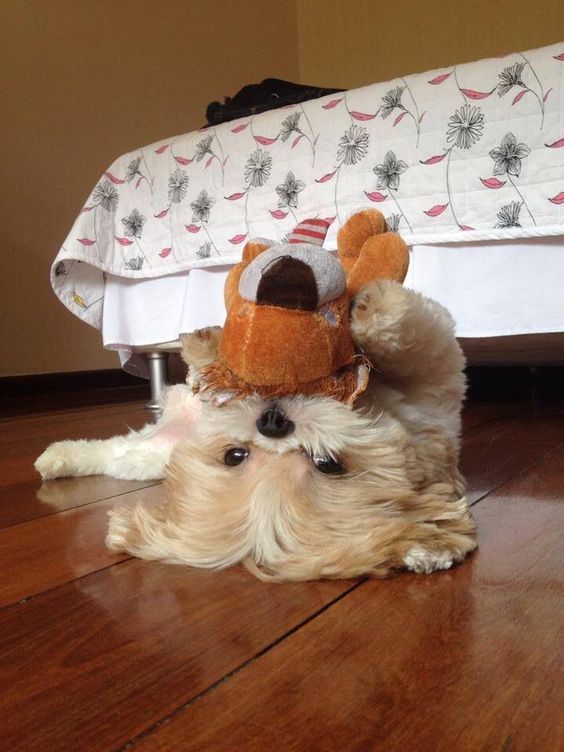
[319,305,339,326]
[239,243,346,307]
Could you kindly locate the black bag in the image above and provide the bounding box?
[206,78,344,127]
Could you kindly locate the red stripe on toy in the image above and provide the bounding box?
[288,218,330,246]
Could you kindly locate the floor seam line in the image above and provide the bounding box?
[114,578,367,752]
[0,480,162,532]
[469,441,562,508]
[0,556,133,613]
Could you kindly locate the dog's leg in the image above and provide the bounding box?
[351,280,466,397]
[351,280,467,493]
[34,385,200,481]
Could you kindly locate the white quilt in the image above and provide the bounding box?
[52,42,564,330]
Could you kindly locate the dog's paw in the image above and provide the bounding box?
[350,279,411,346]
[34,442,76,479]
[181,327,222,371]
[403,546,457,574]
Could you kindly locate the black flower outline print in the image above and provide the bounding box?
[192,132,226,184]
[92,180,119,211]
[433,55,548,129]
[498,56,548,129]
[312,92,381,223]
[125,156,142,182]
[381,86,405,119]
[371,152,412,232]
[121,208,146,238]
[154,168,189,263]
[380,83,423,146]
[336,124,369,165]
[194,135,213,162]
[497,62,526,97]
[168,168,189,204]
[279,112,301,142]
[223,149,272,240]
[80,179,120,261]
[124,256,145,271]
[315,125,370,224]
[53,260,69,290]
[190,189,215,223]
[490,132,531,177]
[125,155,153,191]
[484,133,535,226]
[446,104,485,150]
[253,109,318,167]
[120,209,151,268]
[244,148,272,188]
[495,201,522,229]
[196,242,212,259]
[187,190,220,255]
[384,213,401,232]
[420,104,485,230]
[274,171,305,223]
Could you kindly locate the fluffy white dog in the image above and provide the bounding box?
[36,280,477,581]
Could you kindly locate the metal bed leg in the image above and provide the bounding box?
[145,352,169,417]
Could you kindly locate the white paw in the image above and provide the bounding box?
[34,442,75,479]
[403,546,456,574]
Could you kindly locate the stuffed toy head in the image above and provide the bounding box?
[194,209,409,405]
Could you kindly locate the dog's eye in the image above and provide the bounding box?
[223,447,249,467]
[311,455,344,475]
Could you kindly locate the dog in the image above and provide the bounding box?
[35,279,477,581]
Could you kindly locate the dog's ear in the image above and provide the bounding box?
[180,327,222,371]
[224,238,274,311]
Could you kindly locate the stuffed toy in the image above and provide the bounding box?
[194,210,409,405]
[36,209,477,581]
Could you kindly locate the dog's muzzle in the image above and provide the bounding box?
[256,405,295,439]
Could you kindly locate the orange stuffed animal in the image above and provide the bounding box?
[193,209,409,405]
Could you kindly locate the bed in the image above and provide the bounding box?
[51,42,564,401]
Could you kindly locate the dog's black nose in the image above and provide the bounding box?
[256,405,295,438]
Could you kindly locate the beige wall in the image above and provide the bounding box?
[296,0,563,89]
[1,0,561,376]
[0,0,298,376]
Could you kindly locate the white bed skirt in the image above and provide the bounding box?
[102,237,564,376]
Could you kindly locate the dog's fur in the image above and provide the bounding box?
[35,281,477,581]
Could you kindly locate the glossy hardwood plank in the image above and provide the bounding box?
[461,413,563,504]
[0,563,356,752]
[461,399,517,431]
[131,448,564,752]
[0,401,148,487]
[0,485,162,607]
[0,476,159,529]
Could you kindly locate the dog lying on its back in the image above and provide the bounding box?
[35,210,477,581]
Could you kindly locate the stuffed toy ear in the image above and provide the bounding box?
[224,239,274,311]
[346,232,409,297]
[337,209,387,275]
[337,209,409,297]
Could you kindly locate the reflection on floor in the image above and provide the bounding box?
[0,389,562,751]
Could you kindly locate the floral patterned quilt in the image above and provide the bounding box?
[53,42,564,329]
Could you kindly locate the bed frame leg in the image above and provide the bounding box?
[145,352,169,418]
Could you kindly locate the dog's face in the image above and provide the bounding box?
[162,393,455,581]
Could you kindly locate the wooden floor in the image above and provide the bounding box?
[0,393,562,751]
